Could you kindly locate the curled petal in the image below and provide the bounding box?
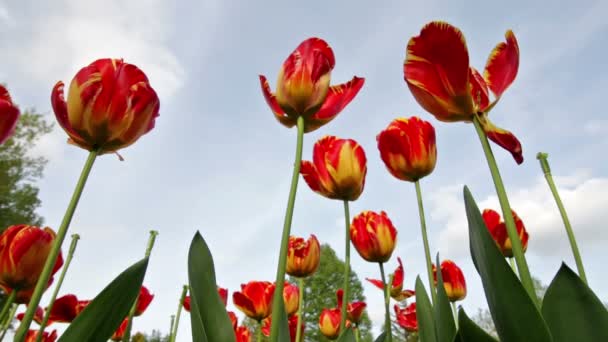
[484,30,520,98]
[259,75,293,128]
[479,116,523,164]
[300,161,322,194]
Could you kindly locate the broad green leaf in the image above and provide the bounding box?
[434,254,456,342]
[373,332,386,342]
[276,296,291,342]
[463,186,552,342]
[457,308,497,342]
[188,232,236,342]
[337,327,356,342]
[541,263,608,342]
[415,276,437,342]
[58,258,149,342]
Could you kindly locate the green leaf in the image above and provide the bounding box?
[188,232,236,342]
[541,263,608,342]
[337,327,356,342]
[434,254,456,342]
[457,308,497,342]
[415,276,437,342]
[373,332,386,342]
[463,186,552,342]
[58,258,149,342]
[276,296,291,342]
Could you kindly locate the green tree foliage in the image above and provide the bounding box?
[0,109,52,231]
[133,330,170,342]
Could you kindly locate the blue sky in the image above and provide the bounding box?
[1,0,607,339]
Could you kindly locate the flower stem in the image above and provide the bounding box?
[354,326,360,342]
[257,320,263,342]
[269,116,305,342]
[295,278,305,342]
[340,200,351,332]
[169,315,175,339]
[15,150,98,341]
[0,303,17,340]
[536,152,588,284]
[169,285,189,342]
[509,257,517,275]
[0,291,16,327]
[451,302,458,329]
[35,234,81,342]
[414,180,436,305]
[472,116,537,305]
[379,262,392,342]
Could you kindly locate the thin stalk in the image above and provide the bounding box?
[0,292,16,325]
[509,258,517,275]
[122,230,159,342]
[269,116,305,342]
[472,116,537,304]
[169,285,188,342]
[15,150,97,341]
[169,315,175,341]
[414,180,436,304]
[0,303,17,340]
[451,302,458,329]
[379,263,392,342]
[537,152,587,283]
[339,200,351,331]
[354,326,360,342]
[35,234,81,342]
[257,320,263,342]
[294,278,304,342]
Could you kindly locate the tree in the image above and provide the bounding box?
[133,330,169,342]
[288,244,374,342]
[0,110,52,231]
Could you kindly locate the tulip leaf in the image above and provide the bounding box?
[373,332,386,342]
[541,263,608,342]
[337,326,356,342]
[463,186,552,342]
[188,232,236,342]
[456,308,497,342]
[415,276,437,342]
[58,258,149,342]
[434,254,456,342]
[276,296,291,342]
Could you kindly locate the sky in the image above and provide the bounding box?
[1,0,608,339]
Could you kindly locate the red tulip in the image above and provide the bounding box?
[233,281,275,321]
[301,135,367,201]
[51,58,160,154]
[24,329,57,342]
[235,325,252,342]
[366,257,415,301]
[111,318,129,341]
[134,286,153,316]
[228,311,238,331]
[75,300,90,315]
[395,303,418,332]
[260,38,364,133]
[318,307,342,340]
[17,307,47,326]
[433,260,467,302]
[350,211,398,263]
[183,296,191,312]
[283,282,300,316]
[404,21,523,164]
[48,294,79,323]
[0,225,64,303]
[377,117,437,182]
[0,84,20,144]
[183,287,227,313]
[336,289,366,324]
[482,208,529,257]
[286,234,321,278]
[261,314,303,342]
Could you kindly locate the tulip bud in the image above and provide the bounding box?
[134,286,154,316]
[394,303,418,332]
[482,209,529,257]
[350,211,398,263]
[301,136,367,201]
[433,260,467,302]
[286,234,321,278]
[0,84,20,144]
[318,308,342,340]
[283,282,300,316]
[233,281,275,321]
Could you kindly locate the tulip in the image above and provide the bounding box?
[182,296,191,312]
[134,286,153,316]
[111,319,129,341]
[394,303,418,332]
[404,21,523,164]
[301,136,367,201]
[283,282,300,316]
[433,260,467,302]
[318,308,343,340]
[0,84,20,144]
[366,257,415,301]
[0,225,64,303]
[235,325,252,342]
[261,314,303,342]
[47,294,79,323]
[350,211,398,263]
[286,235,321,278]
[51,58,160,154]
[482,209,529,258]
[336,289,366,324]
[233,281,275,321]
[377,117,437,182]
[24,329,57,342]
[260,38,365,133]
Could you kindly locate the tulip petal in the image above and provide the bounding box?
[259,75,294,128]
[484,30,520,98]
[51,81,86,146]
[366,278,385,291]
[0,90,19,144]
[479,116,524,164]
[300,160,322,194]
[404,21,473,122]
[469,67,490,112]
[49,294,79,322]
[306,76,365,133]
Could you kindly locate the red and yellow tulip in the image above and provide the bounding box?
[0,224,64,303]
[366,257,415,301]
[482,208,529,257]
[336,289,366,324]
[301,135,367,201]
[377,117,437,182]
[0,84,20,144]
[394,303,418,332]
[24,329,57,342]
[350,211,398,263]
[51,58,160,154]
[404,21,523,164]
[286,234,321,278]
[433,260,467,302]
[283,282,300,316]
[318,307,343,340]
[260,38,365,133]
[233,281,275,321]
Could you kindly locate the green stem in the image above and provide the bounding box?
[257,320,263,342]
[340,200,351,332]
[472,116,537,304]
[354,326,360,342]
[0,291,16,325]
[536,152,588,284]
[169,315,175,341]
[509,257,517,275]
[295,278,304,342]
[122,230,159,342]
[451,302,458,329]
[15,149,98,342]
[35,234,81,342]
[414,180,436,305]
[0,303,17,341]
[379,263,392,342]
[169,285,189,342]
[269,116,305,342]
